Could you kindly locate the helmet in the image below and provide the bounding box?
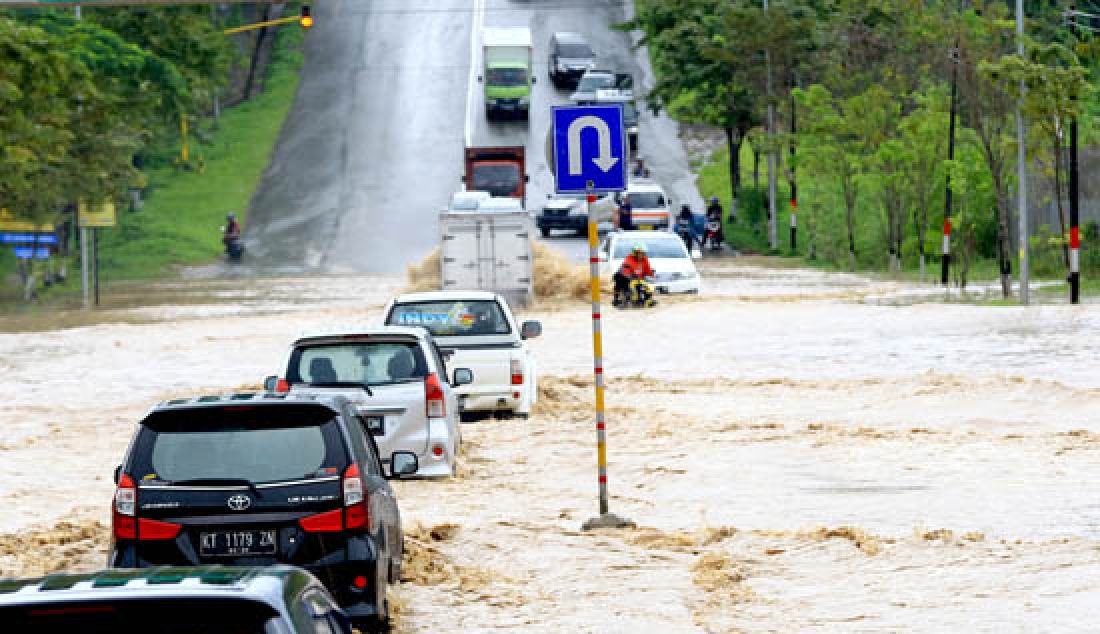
[681,204,691,212]
[710,196,719,204]
[227,212,237,221]
[632,242,647,254]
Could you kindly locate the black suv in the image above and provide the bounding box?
[108,393,417,632]
[548,31,595,88]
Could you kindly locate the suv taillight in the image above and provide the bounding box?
[113,473,180,540]
[275,379,290,393]
[112,474,137,539]
[510,359,523,385]
[298,463,370,533]
[343,463,369,530]
[425,373,446,418]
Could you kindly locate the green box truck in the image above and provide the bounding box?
[481,27,534,120]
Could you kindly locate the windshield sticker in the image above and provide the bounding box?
[396,304,475,328]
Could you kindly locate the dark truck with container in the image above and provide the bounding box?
[463,146,528,207]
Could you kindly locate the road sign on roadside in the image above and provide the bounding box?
[552,104,627,194]
[78,200,117,228]
[0,232,58,245]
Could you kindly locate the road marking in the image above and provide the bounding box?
[567,116,620,175]
[464,0,486,148]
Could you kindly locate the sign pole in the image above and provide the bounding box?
[581,193,633,531]
[550,103,635,530]
[589,193,608,516]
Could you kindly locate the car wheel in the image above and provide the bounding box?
[540,227,551,238]
[353,612,389,634]
[460,411,487,423]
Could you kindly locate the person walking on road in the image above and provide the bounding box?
[615,194,634,231]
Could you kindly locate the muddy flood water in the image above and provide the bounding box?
[1,259,1098,632]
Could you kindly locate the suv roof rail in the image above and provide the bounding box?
[0,566,303,595]
[153,392,326,410]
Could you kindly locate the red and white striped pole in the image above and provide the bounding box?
[942,217,951,286]
[1069,7,1081,304]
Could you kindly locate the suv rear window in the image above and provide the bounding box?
[288,341,429,387]
[1,597,280,633]
[558,43,592,58]
[133,406,344,485]
[628,191,665,209]
[388,300,510,337]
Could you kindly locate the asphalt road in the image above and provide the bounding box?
[244,0,701,273]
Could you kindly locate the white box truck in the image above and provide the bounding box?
[440,200,534,306]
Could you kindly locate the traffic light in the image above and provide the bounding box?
[300,5,313,29]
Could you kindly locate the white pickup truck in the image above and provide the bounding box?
[383,290,541,421]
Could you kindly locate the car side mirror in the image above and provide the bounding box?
[390,452,419,478]
[263,376,277,391]
[531,76,537,84]
[453,368,474,386]
[477,75,483,82]
[114,465,122,485]
[521,320,542,340]
[525,174,531,183]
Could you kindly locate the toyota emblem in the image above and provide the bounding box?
[227,495,252,511]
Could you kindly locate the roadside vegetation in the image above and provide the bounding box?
[627,0,1100,296]
[0,4,305,299]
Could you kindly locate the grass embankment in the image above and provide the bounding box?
[98,27,304,279]
[0,25,303,302]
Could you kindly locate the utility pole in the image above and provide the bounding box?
[1016,0,1029,304]
[764,0,778,250]
[1069,5,1081,304]
[75,4,90,309]
[943,45,959,286]
[789,85,797,252]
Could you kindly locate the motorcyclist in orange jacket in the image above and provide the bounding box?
[613,243,655,306]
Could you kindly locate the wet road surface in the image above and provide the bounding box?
[244,0,699,273]
[2,264,1099,632]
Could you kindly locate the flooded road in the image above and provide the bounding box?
[1,261,1098,631]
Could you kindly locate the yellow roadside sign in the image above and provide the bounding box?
[79,201,117,228]
[0,209,54,232]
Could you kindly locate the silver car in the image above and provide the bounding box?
[265,327,472,478]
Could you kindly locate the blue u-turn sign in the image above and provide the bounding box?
[552,104,628,194]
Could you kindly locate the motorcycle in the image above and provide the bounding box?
[223,231,244,263]
[613,277,658,309]
[702,220,723,252]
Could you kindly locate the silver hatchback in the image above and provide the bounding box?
[265,327,471,478]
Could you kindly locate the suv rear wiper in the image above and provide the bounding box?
[305,381,374,397]
[170,478,262,498]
